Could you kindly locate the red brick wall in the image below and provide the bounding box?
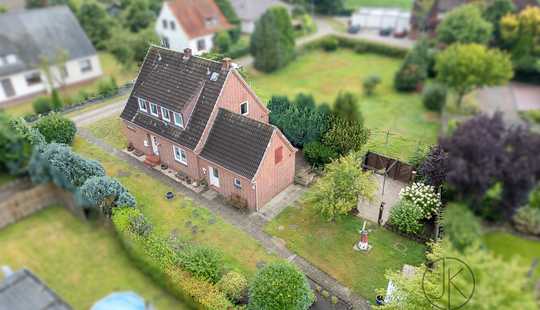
[254,131,296,209]
[122,121,200,180]
[197,157,257,209]
[217,70,269,123]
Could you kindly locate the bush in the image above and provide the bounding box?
[249,262,315,310]
[213,31,232,53]
[50,89,63,111]
[176,245,223,284]
[529,186,540,209]
[216,271,247,302]
[34,113,77,145]
[422,83,447,112]
[442,203,482,251]
[77,176,135,217]
[513,206,540,236]
[303,141,337,167]
[399,182,441,219]
[128,213,153,237]
[323,117,369,156]
[321,37,338,51]
[363,75,381,96]
[32,96,52,115]
[389,200,425,235]
[97,77,118,97]
[394,39,429,92]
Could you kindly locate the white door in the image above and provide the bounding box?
[151,135,159,155]
[209,166,220,187]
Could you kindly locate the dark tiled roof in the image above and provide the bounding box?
[0,6,96,76]
[120,46,229,150]
[200,108,274,179]
[167,0,231,39]
[0,269,71,310]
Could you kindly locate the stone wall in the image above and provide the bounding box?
[0,182,82,230]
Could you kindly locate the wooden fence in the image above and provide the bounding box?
[363,151,415,183]
[0,181,82,230]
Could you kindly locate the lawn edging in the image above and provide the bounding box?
[300,34,409,59]
[112,207,233,309]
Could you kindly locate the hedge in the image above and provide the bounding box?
[112,207,233,309]
[301,35,409,58]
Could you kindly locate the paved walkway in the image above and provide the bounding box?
[71,99,127,126]
[77,128,371,310]
[476,85,526,127]
[357,174,406,225]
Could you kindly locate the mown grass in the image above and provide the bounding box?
[85,114,128,149]
[72,137,278,278]
[0,206,190,309]
[345,0,414,10]
[247,50,440,161]
[265,203,426,298]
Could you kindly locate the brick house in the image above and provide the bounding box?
[120,46,296,211]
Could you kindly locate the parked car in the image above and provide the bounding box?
[348,25,361,34]
[393,30,408,38]
[379,27,393,36]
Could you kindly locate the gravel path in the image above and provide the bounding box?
[70,99,126,127]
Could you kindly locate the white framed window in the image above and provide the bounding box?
[161,107,171,122]
[138,98,148,112]
[173,145,187,165]
[197,39,206,51]
[173,112,184,128]
[233,178,241,189]
[79,59,92,73]
[6,54,17,64]
[170,21,175,30]
[150,102,159,116]
[240,102,248,115]
[25,72,42,86]
[162,19,167,29]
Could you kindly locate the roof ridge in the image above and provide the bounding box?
[148,44,227,67]
[217,107,274,129]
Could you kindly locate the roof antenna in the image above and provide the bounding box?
[157,51,162,62]
[207,67,211,75]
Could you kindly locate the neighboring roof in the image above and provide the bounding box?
[166,0,231,39]
[120,46,230,150]
[200,108,274,179]
[0,269,71,310]
[230,0,291,22]
[0,5,96,77]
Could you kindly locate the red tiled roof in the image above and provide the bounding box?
[167,0,232,39]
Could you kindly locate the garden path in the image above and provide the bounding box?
[357,174,406,225]
[76,127,371,310]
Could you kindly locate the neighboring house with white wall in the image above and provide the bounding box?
[0,6,102,107]
[155,0,231,55]
[230,0,291,33]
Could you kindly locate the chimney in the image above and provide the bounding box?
[183,48,192,60]
[222,57,231,70]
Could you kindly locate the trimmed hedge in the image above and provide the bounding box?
[302,35,409,58]
[112,207,233,309]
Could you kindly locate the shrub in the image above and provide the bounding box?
[50,89,63,111]
[323,117,369,156]
[32,96,52,115]
[530,186,540,209]
[363,75,381,96]
[389,200,424,235]
[422,83,447,112]
[394,39,429,92]
[213,31,232,53]
[34,113,77,145]
[399,182,441,219]
[321,37,338,51]
[77,176,135,217]
[176,245,223,284]
[249,262,315,310]
[128,213,153,237]
[217,271,247,302]
[512,206,540,236]
[442,203,482,251]
[303,141,337,167]
[97,77,118,97]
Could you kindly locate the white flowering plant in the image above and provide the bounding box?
[399,182,442,219]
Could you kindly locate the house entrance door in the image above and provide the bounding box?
[209,166,220,187]
[150,135,159,155]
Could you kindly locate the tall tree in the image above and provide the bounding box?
[483,0,516,46]
[78,1,114,50]
[501,6,540,76]
[332,92,363,124]
[250,7,295,72]
[435,43,513,106]
[437,4,493,45]
[122,0,154,33]
[305,152,376,221]
[312,0,344,15]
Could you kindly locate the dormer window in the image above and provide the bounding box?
[205,16,217,27]
[173,111,184,128]
[150,102,159,116]
[138,98,148,112]
[161,107,171,122]
[210,72,219,81]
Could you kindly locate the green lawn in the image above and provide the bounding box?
[85,114,128,149]
[0,206,190,309]
[72,137,278,278]
[345,0,414,10]
[248,50,440,161]
[483,231,540,279]
[4,52,137,118]
[0,173,15,186]
[264,204,426,299]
